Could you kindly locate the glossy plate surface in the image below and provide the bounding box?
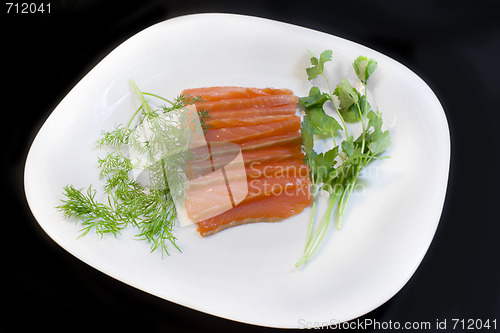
[24,13,450,328]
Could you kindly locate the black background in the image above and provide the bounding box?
[3,1,499,332]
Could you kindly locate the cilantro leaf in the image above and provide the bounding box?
[341,136,355,157]
[334,78,362,123]
[300,87,342,136]
[299,86,328,108]
[300,116,315,156]
[334,78,358,109]
[366,110,391,155]
[368,130,391,155]
[312,146,338,184]
[353,55,378,84]
[367,110,383,133]
[306,50,333,80]
[308,107,342,136]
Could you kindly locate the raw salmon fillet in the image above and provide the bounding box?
[237,132,302,151]
[206,106,297,120]
[206,114,294,129]
[180,86,311,236]
[185,175,310,222]
[197,188,311,237]
[186,144,304,179]
[204,117,300,143]
[182,86,293,102]
[245,159,310,179]
[195,95,298,112]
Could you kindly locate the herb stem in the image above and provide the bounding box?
[359,81,369,166]
[296,193,339,267]
[304,181,317,249]
[130,79,154,115]
[126,105,143,129]
[337,180,354,229]
[142,92,175,106]
[160,158,169,196]
[322,72,349,138]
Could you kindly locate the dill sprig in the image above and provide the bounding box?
[58,80,207,255]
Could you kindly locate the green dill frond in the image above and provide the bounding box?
[135,189,180,255]
[97,126,132,148]
[59,80,213,256]
[169,93,205,110]
[197,108,211,134]
[58,185,125,237]
[98,152,131,179]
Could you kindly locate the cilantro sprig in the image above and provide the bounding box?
[296,51,391,267]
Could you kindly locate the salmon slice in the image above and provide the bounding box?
[185,134,303,179]
[244,175,311,204]
[190,158,310,182]
[206,115,294,129]
[186,144,304,179]
[182,86,293,102]
[186,174,310,222]
[186,133,301,175]
[245,159,310,179]
[237,132,301,151]
[185,176,243,222]
[197,186,312,237]
[205,117,300,143]
[195,94,299,112]
[189,132,302,157]
[241,144,303,165]
[205,106,297,120]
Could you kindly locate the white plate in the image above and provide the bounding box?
[24,13,450,328]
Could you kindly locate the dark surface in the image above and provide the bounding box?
[3,1,499,332]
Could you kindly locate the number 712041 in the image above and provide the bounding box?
[452,319,497,330]
[6,3,51,14]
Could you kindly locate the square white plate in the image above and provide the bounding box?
[24,13,450,328]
